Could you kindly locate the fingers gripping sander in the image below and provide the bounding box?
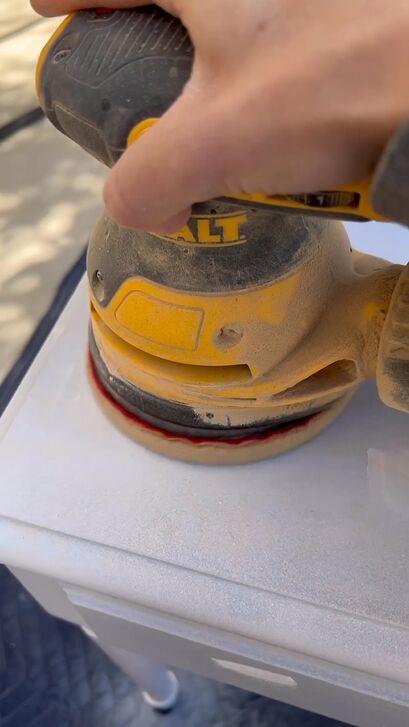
[37,8,409,464]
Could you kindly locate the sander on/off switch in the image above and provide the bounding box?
[37,7,409,464]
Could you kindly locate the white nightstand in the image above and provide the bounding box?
[1,222,409,726]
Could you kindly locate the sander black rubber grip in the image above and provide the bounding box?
[36,8,193,167]
[37,7,396,223]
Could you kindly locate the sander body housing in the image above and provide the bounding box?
[37,8,409,463]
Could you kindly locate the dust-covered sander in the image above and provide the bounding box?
[37,8,409,464]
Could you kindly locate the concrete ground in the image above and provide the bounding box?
[0,1,105,381]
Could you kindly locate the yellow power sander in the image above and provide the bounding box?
[37,7,409,464]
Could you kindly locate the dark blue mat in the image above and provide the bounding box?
[0,567,349,726]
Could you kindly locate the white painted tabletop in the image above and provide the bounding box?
[1,220,409,689]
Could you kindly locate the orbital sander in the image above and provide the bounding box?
[37,7,409,464]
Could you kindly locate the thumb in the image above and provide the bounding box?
[103,83,230,231]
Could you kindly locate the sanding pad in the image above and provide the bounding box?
[88,357,354,465]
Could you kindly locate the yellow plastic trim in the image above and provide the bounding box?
[231,178,383,222]
[90,273,300,375]
[90,310,358,415]
[128,118,382,223]
[127,118,158,146]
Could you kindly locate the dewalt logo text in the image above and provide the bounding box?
[161,213,247,245]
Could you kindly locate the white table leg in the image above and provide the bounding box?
[97,641,179,711]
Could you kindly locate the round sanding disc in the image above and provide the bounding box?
[88,359,354,465]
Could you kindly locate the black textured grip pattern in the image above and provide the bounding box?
[65,10,191,86]
[39,8,193,165]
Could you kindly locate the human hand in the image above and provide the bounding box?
[32,0,409,232]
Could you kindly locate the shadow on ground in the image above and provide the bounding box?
[0,14,59,125]
[0,119,105,379]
